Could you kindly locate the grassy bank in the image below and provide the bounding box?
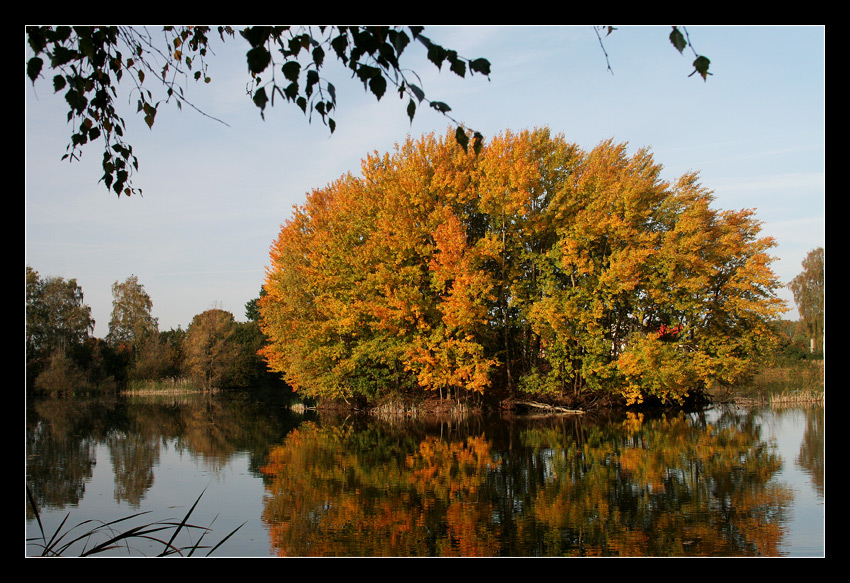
[710,358,824,405]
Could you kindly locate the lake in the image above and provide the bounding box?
[25,390,824,557]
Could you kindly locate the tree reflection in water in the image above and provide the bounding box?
[260,409,794,557]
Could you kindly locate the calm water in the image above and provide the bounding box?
[25,390,824,557]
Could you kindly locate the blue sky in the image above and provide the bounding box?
[25,26,824,337]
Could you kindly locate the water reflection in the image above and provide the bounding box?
[26,391,297,514]
[259,408,808,556]
[25,394,823,557]
[796,406,825,498]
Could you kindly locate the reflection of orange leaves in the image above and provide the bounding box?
[260,424,504,556]
[441,501,500,557]
[407,437,497,496]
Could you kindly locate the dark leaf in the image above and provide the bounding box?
[472,131,484,156]
[691,55,711,81]
[430,101,451,113]
[115,169,128,194]
[282,61,301,82]
[669,27,687,54]
[378,42,399,69]
[470,58,491,76]
[369,75,386,100]
[54,26,73,43]
[312,46,325,68]
[355,64,380,83]
[246,46,272,75]
[353,29,380,55]
[64,89,88,113]
[27,26,48,54]
[240,26,271,48]
[450,57,466,78]
[409,84,425,103]
[51,45,76,67]
[331,33,348,60]
[252,86,268,111]
[305,69,319,97]
[407,98,415,123]
[27,57,43,82]
[455,126,469,151]
[389,30,410,56]
[287,35,306,57]
[427,44,446,69]
[283,82,298,101]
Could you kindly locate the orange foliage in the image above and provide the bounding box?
[260,129,786,405]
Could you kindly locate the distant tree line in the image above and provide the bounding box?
[25,266,278,396]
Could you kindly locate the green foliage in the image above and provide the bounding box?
[26,266,95,358]
[245,287,266,321]
[106,275,158,347]
[130,333,181,381]
[788,247,824,354]
[32,351,91,395]
[25,266,282,393]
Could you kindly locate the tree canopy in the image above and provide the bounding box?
[106,275,158,347]
[26,265,95,357]
[788,247,825,353]
[25,25,490,197]
[26,26,710,199]
[259,129,783,406]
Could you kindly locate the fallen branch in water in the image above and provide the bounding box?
[503,400,585,415]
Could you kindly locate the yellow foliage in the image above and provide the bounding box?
[259,128,786,405]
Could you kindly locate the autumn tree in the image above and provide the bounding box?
[260,129,784,406]
[182,309,239,389]
[129,331,181,382]
[788,247,824,354]
[182,308,266,389]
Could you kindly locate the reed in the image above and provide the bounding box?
[769,389,825,405]
[122,376,210,396]
[726,359,824,402]
[26,487,244,557]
